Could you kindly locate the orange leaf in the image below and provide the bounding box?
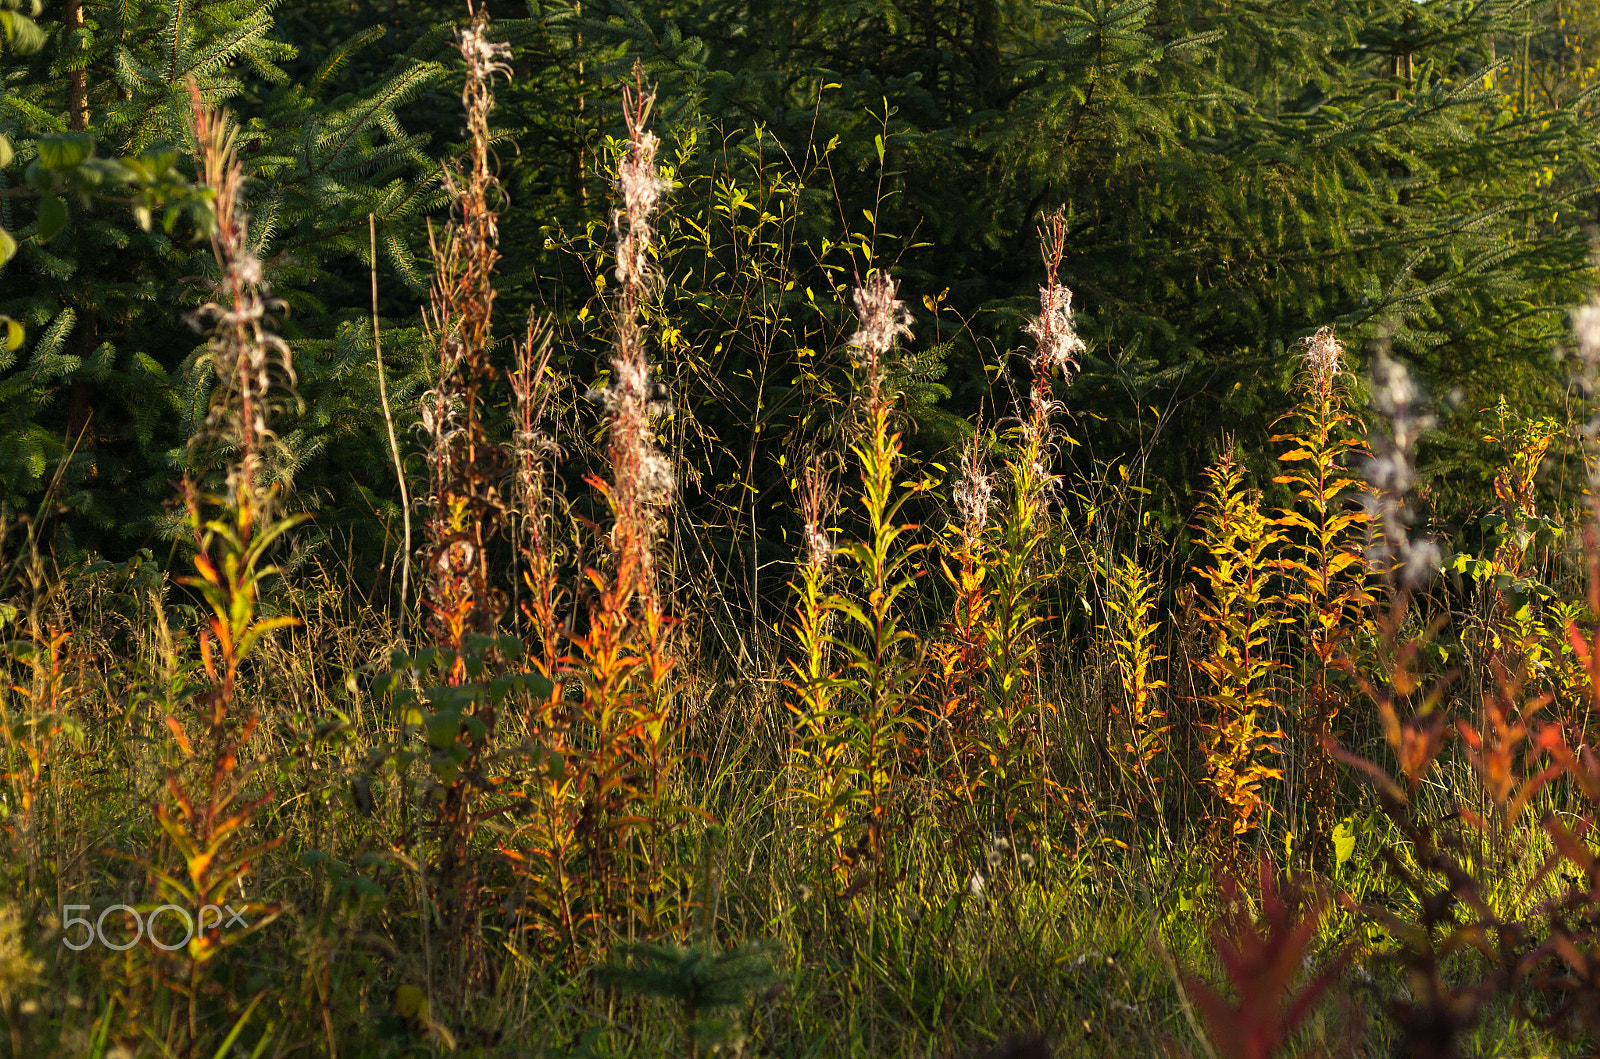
[165,715,194,757]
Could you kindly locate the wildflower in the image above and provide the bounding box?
[1023,282,1086,380]
[185,85,295,496]
[799,464,836,573]
[1019,853,1035,870]
[456,20,511,83]
[848,270,914,408]
[613,127,669,288]
[1302,326,1343,392]
[1363,347,1439,585]
[598,67,676,593]
[803,523,834,572]
[986,847,1004,869]
[511,429,562,495]
[1568,297,1600,495]
[1021,206,1083,434]
[968,872,986,896]
[1576,296,1600,371]
[952,436,993,543]
[611,68,671,291]
[795,884,813,902]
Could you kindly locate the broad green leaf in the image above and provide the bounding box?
[424,710,461,749]
[1333,819,1356,869]
[35,132,92,170]
[36,194,66,239]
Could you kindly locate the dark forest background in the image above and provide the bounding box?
[6,0,1600,611]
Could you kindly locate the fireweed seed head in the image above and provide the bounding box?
[1302,326,1343,392]
[1365,350,1432,496]
[1568,298,1600,485]
[1363,349,1439,585]
[1023,283,1086,378]
[952,437,994,542]
[848,270,914,399]
[802,522,834,573]
[636,447,675,507]
[586,369,675,508]
[456,20,512,82]
[612,80,671,290]
[1576,297,1600,373]
[799,464,837,572]
[617,128,669,220]
[230,253,264,290]
[1369,350,1425,432]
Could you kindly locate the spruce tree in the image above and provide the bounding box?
[579,0,1600,527]
[0,0,448,554]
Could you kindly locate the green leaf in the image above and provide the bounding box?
[35,132,93,170]
[36,194,66,240]
[1333,819,1356,870]
[424,710,461,749]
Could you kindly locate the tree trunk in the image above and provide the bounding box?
[66,0,88,131]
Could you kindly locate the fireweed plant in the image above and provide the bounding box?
[499,65,688,955]
[535,68,684,941]
[1191,446,1291,866]
[373,12,548,996]
[22,43,1600,1059]
[785,268,931,891]
[1268,328,1374,864]
[963,207,1082,847]
[97,87,303,1056]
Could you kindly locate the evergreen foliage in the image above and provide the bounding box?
[3,0,1599,574]
[570,0,1600,519]
[0,0,449,553]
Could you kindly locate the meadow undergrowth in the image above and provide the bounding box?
[12,20,1600,1059]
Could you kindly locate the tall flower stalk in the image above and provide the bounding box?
[510,69,681,943]
[787,269,927,889]
[114,86,301,1056]
[596,68,674,598]
[420,8,513,677]
[189,86,293,497]
[1019,207,1084,474]
[410,8,517,974]
[979,208,1082,834]
[1364,347,1438,589]
[1193,449,1288,868]
[1269,327,1372,862]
